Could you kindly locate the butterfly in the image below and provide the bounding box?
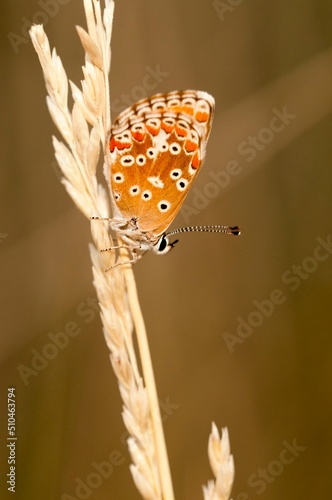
[99,90,240,265]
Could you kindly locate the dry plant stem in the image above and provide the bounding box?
[29,0,175,498]
[120,246,175,500]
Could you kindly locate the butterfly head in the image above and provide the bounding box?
[153,234,179,255]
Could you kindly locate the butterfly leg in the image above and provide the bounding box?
[104,249,144,271]
[99,244,133,252]
[90,216,130,226]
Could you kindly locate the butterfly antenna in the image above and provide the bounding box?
[166,225,241,237]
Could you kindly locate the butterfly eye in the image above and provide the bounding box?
[136,155,146,166]
[157,235,168,252]
[157,200,171,212]
[169,143,181,155]
[129,185,140,196]
[153,234,178,255]
[170,169,182,179]
[147,147,157,158]
[176,178,189,191]
[121,155,135,166]
[142,190,152,201]
[113,173,124,183]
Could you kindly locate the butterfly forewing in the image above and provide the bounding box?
[108,90,215,236]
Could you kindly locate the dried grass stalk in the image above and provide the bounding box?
[29,0,173,498]
[29,0,235,498]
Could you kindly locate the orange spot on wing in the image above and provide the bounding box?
[109,137,116,152]
[185,139,198,153]
[195,111,209,122]
[109,137,131,152]
[191,151,200,169]
[168,105,181,113]
[181,105,194,116]
[161,122,174,134]
[146,124,160,136]
[116,141,131,150]
[131,130,145,141]
[175,124,187,137]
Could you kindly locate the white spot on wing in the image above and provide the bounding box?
[146,118,161,128]
[188,164,196,175]
[158,200,171,212]
[113,173,124,183]
[142,190,152,201]
[196,99,210,112]
[169,142,181,155]
[152,102,167,111]
[170,168,182,179]
[190,130,199,142]
[168,98,181,107]
[152,128,168,151]
[136,154,146,166]
[148,176,164,188]
[176,178,189,191]
[182,98,195,107]
[121,155,135,166]
[132,123,145,133]
[129,185,140,196]
[157,142,169,153]
[147,147,157,158]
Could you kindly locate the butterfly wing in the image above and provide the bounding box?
[107,90,215,236]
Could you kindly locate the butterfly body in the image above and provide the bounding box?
[105,90,215,259]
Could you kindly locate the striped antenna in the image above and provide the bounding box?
[166,225,241,237]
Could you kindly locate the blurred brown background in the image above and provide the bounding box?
[1,0,332,499]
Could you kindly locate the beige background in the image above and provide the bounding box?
[1,0,332,499]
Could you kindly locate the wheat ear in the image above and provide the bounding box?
[29,0,174,498]
[203,424,235,500]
